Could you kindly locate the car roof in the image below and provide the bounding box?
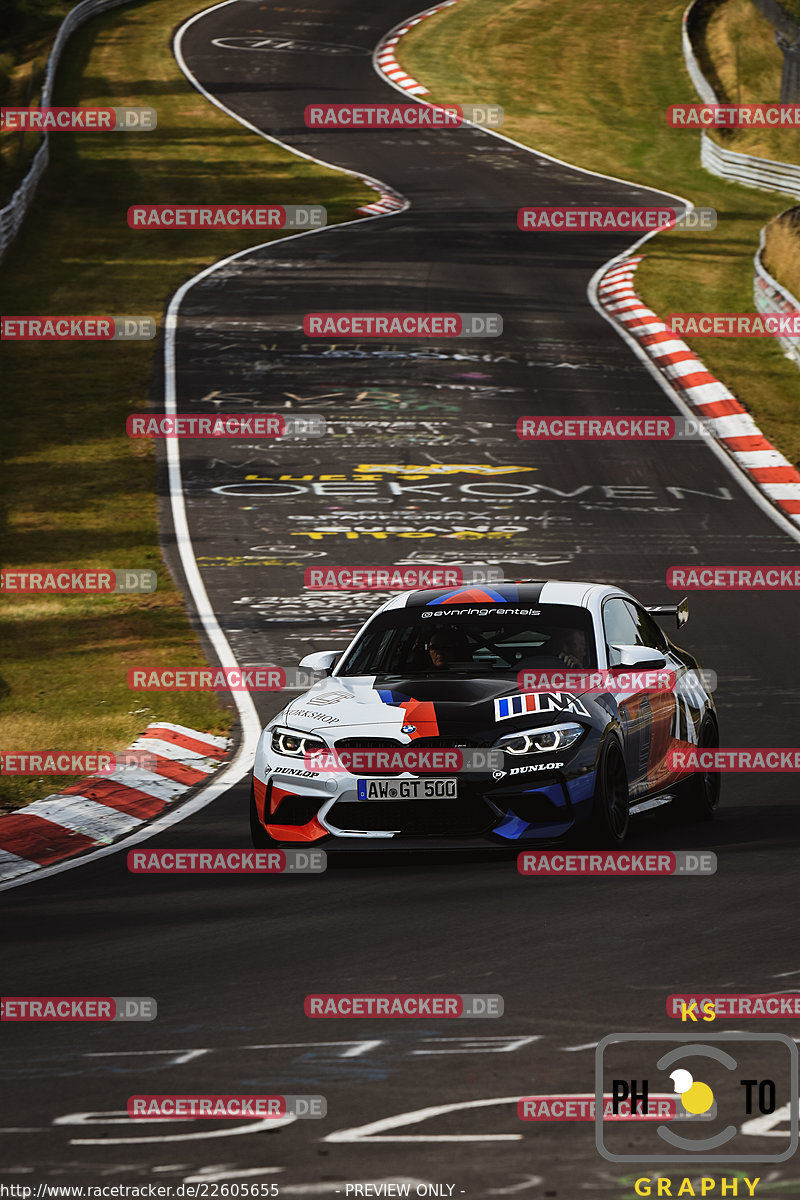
[380,580,630,611]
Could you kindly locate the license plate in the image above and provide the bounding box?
[357,777,458,801]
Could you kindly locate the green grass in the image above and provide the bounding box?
[0,0,372,812]
[399,0,800,464]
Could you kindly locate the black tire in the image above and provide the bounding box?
[677,715,721,822]
[249,778,279,848]
[588,737,630,847]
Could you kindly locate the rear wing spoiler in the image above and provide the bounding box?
[646,597,689,628]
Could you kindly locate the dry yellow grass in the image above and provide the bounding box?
[763,206,800,297]
[703,1,800,306]
[705,0,799,160]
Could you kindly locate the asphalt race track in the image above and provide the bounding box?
[3,0,800,1193]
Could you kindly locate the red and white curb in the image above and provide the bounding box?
[357,182,406,216]
[0,723,231,882]
[375,0,464,97]
[597,257,800,525]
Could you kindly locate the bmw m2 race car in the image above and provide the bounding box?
[250,581,720,849]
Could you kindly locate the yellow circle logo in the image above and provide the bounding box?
[670,1069,715,1115]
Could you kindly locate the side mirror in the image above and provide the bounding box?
[613,645,667,670]
[299,650,340,676]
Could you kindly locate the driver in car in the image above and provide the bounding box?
[556,628,589,669]
[427,627,472,669]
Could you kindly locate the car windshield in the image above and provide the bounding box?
[336,604,597,677]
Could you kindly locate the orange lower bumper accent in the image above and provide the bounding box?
[264,815,329,843]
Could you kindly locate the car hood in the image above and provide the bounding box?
[280,674,595,740]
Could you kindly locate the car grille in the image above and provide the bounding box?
[327,797,496,837]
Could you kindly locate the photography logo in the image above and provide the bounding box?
[595,1032,798,1162]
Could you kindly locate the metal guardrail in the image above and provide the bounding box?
[682,5,719,103]
[0,0,135,264]
[754,221,800,365]
[701,131,800,197]
[682,0,800,198]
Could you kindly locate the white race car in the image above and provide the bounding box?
[250,580,719,849]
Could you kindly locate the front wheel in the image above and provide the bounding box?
[588,737,630,847]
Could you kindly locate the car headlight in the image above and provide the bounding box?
[496,722,585,756]
[271,727,328,757]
